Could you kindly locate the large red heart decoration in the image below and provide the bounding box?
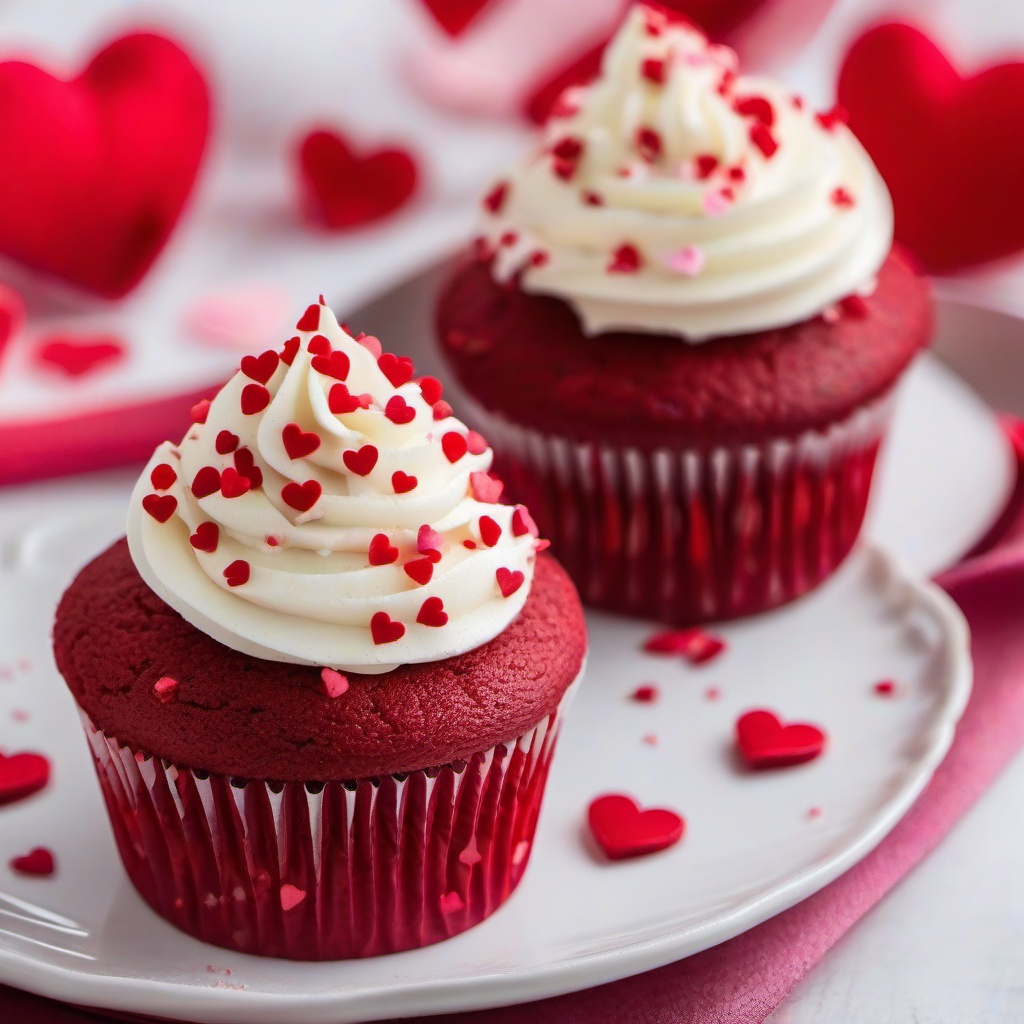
[587,793,685,860]
[838,23,1024,275]
[418,0,498,37]
[0,751,50,806]
[297,130,419,231]
[0,32,210,298]
[735,709,825,769]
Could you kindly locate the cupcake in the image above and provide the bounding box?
[53,298,586,960]
[436,3,930,624]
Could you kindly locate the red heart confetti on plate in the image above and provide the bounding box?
[587,793,685,861]
[0,32,209,297]
[297,129,419,231]
[35,335,127,379]
[9,846,55,877]
[0,751,50,806]
[735,709,826,769]
[838,22,1024,274]
[418,0,497,37]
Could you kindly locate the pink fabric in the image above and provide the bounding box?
[3,423,1024,1024]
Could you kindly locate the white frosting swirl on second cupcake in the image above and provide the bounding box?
[482,4,894,340]
[128,300,540,674]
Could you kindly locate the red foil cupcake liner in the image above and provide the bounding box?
[82,700,568,960]
[467,393,894,623]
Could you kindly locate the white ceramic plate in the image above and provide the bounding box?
[0,428,975,1022]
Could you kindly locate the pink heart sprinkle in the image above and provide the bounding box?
[280,883,306,911]
[439,891,465,914]
[320,668,349,698]
[667,245,705,276]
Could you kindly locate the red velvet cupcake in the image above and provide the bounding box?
[53,298,586,960]
[437,3,931,624]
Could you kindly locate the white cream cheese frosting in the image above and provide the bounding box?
[128,299,541,674]
[481,3,894,340]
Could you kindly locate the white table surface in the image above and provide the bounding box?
[3,1,1024,1021]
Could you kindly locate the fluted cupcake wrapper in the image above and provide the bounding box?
[467,393,894,624]
[82,694,570,961]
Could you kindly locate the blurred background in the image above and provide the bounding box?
[1,0,1024,484]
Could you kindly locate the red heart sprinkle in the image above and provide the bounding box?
[280,336,300,365]
[142,493,177,523]
[190,399,211,424]
[320,667,349,698]
[0,751,50,805]
[233,448,262,489]
[735,709,826,769]
[191,466,220,499]
[479,515,501,547]
[403,557,434,586]
[368,533,399,565]
[385,395,416,424]
[416,596,448,627]
[439,890,465,914]
[218,467,249,499]
[10,847,55,877]
[418,524,444,555]
[831,186,855,208]
[608,243,642,273]
[282,479,322,512]
[631,684,658,703]
[495,567,524,597]
[442,431,468,463]
[641,57,666,84]
[816,104,847,131]
[840,294,870,319]
[643,628,727,665]
[587,794,684,861]
[215,430,239,454]
[418,376,443,405]
[874,679,897,696]
[36,335,126,378]
[734,95,775,127]
[392,471,418,494]
[223,559,250,587]
[343,445,378,476]
[311,350,351,381]
[329,383,371,414]
[307,334,331,356]
[466,430,488,455]
[482,180,508,214]
[240,383,270,415]
[150,463,176,490]
[282,422,321,459]
[153,676,178,703]
[189,522,219,553]
[636,126,662,161]
[378,352,415,387]
[240,349,279,384]
[471,472,503,503]
[750,123,779,158]
[296,303,321,331]
[511,506,538,537]
[370,611,405,645]
[298,131,418,231]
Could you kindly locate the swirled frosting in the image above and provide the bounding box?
[481,3,894,340]
[128,300,541,674]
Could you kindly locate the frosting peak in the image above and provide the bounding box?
[128,300,540,674]
[482,3,894,340]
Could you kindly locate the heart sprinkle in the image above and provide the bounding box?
[643,628,727,665]
[329,383,372,414]
[735,709,826,769]
[0,751,50,806]
[215,430,239,454]
[392,471,418,493]
[343,444,378,476]
[470,472,503,503]
[190,399,211,424]
[608,243,643,273]
[311,350,351,381]
[384,395,416,424]
[442,431,468,463]
[667,244,705,276]
[282,480,322,512]
[874,680,897,696]
[153,676,179,703]
[439,891,465,914]
[418,376,444,405]
[279,883,306,911]
[240,350,279,385]
[416,597,449,627]
[150,464,177,490]
[282,423,321,460]
[631,685,659,703]
[191,466,220,499]
[495,567,525,598]
[378,352,415,387]
[189,522,219,553]
[483,180,509,214]
[479,515,502,547]
[296,304,321,331]
[403,557,434,586]
[370,611,405,645]
[587,794,684,861]
[320,668,349,698]
[10,847,55,877]
[142,494,177,523]
[35,336,126,378]
[223,560,251,587]
[240,383,270,415]
[368,533,400,565]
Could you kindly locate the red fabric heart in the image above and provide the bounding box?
[282,423,321,460]
[735,709,826,769]
[35,335,126,378]
[0,32,209,297]
[418,0,497,37]
[0,751,50,806]
[587,793,685,861]
[9,847,55,877]
[371,611,406,645]
[282,480,322,512]
[297,130,418,231]
[416,596,449,627]
[343,444,379,476]
[838,23,1024,274]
